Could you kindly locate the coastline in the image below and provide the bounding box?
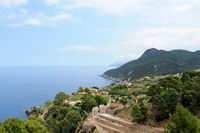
[0,66,113,122]
[99,74,121,83]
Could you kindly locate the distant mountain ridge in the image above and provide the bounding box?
[103,48,200,81]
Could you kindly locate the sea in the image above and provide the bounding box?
[0,66,114,122]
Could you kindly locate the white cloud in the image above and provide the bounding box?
[58,27,200,61]
[68,0,140,15]
[61,0,195,16]
[58,0,200,28]
[6,12,73,27]
[58,45,102,52]
[113,27,200,60]
[0,0,73,27]
[47,12,72,21]
[24,18,42,26]
[0,0,27,8]
[45,0,60,6]
[123,27,200,50]
[171,4,192,12]
[2,0,200,28]
[7,18,42,27]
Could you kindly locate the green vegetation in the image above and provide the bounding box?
[80,94,97,112]
[44,100,53,108]
[94,95,108,105]
[164,104,200,133]
[120,97,128,105]
[53,92,69,106]
[132,88,148,96]
[80,94,107,112]
[108,84,128,96]
[71,94,84,101]
[0,117,49,133]
[181,71,200,112]
[44,92,87,133]
[147,71,200,121]
[148,76,182,120]
[45,106,83,133]
[131,101,148,123]
[104,48,200,80]
[101,95,109,103]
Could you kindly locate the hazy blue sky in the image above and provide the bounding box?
[1,0,200,66]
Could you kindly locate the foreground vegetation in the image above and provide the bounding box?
[164,104,200,133]
[0,117,49,133]
[148,71,200,121]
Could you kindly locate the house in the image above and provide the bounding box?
[89,88,98,94]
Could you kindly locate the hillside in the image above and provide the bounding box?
[104,48,200,80]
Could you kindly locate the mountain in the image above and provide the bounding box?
[103,48,200,81]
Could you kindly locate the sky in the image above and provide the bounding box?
[0,0,200,66]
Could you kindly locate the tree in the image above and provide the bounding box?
[1,117,49,133]
[147,76,182,121]
[85,88,90,93]
[164,104,200,133]
[61,110,82,133]
[3,117,27,133]
[45,100,53,108]
[181,71,200,112]
[24,117,49,133]
[45,105,84,133]
[80,94,97,112]
[132,101,147,123]
[95,95,107,106]
[54,92,69,106]
[78,87,84,92]
[120,97,128,105]
[153,88,181,120]
[0,124,8,133]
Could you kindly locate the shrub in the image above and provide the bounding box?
[164,104,200,133]
[131,101,147,123]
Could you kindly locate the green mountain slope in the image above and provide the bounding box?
[104,48,200,80]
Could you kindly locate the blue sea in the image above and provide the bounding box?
[0,66,113,122]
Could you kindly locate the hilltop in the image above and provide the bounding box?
[104,48,200,81]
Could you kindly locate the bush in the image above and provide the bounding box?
[148,71,200,121]
[95,95,107,105]
[164,104,200,133]
[132,88,148,96]
[45,106,84,133]
[80,94,97,112]
[120,97,128,105]
[1,117,49,133]
[80,94,108,112]
[131,101,147,123]
[147,76,182,120]
[54,92,69,106]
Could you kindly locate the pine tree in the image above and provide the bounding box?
[164,104,200,133]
